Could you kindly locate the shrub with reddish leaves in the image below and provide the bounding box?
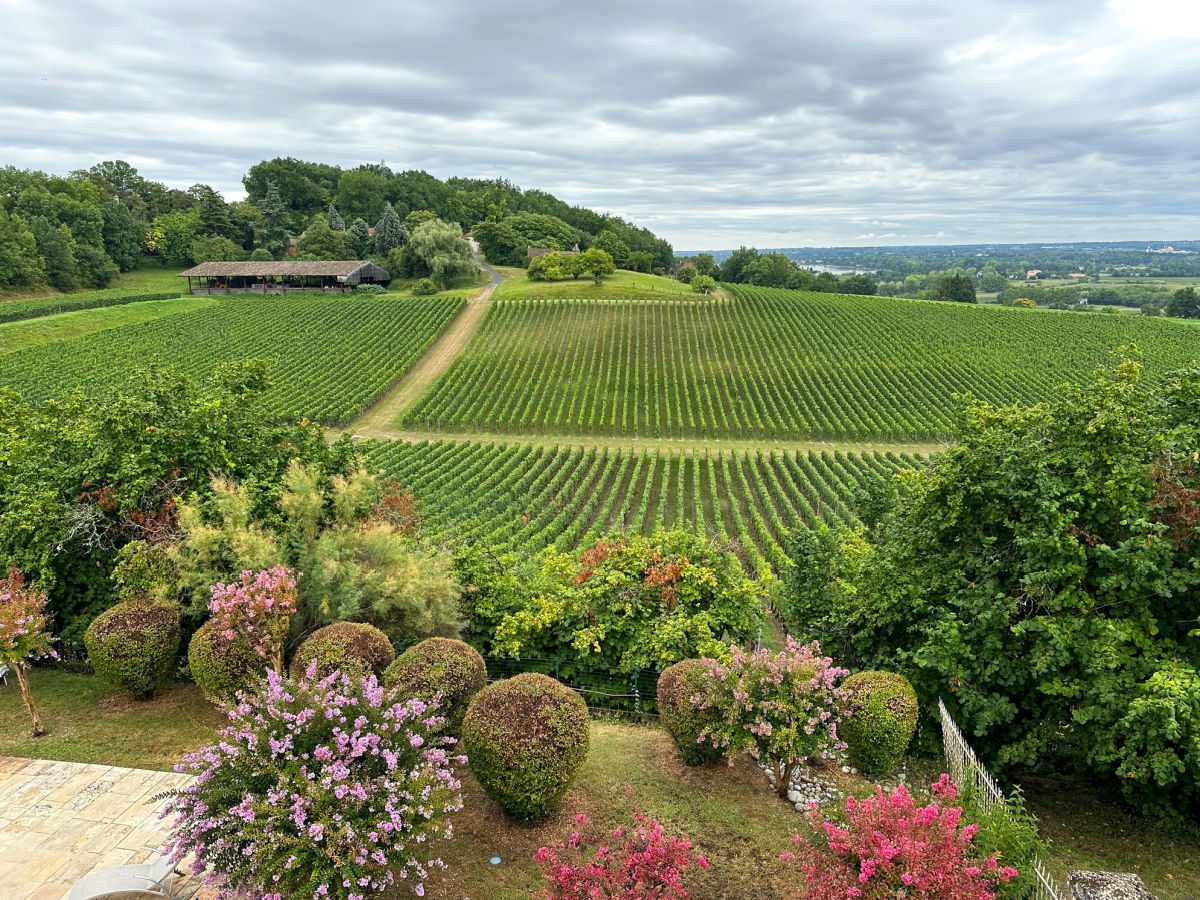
[534,809,710,900]
[780,775,1018,899]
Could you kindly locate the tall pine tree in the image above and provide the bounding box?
[327,203,345,231]
[254,180,291,259]
[373,202,407,254]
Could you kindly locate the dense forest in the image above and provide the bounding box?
[0,158,674,291]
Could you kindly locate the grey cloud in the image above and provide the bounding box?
[0,0,1197,246]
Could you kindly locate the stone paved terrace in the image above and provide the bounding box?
[0,756,207,900]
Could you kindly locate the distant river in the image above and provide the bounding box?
[797,263,874,275]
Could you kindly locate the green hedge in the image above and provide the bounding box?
[838,670,918,777]
[84,600,180,699]
[290,622,395,681]
[384,637,486,735]
[462,672,589,821]
[188,620,268,704]
[0,290,181,324]
[657,659,723,766]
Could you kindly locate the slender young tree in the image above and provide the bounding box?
[0,568,57,737]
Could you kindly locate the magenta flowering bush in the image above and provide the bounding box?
[534,809,710,899]
[161,665,465,899]
[207,566,296,674]
[697,638,848,798]
[780,775,1018,899]
[0,567,58,737]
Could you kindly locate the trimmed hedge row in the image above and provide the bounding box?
[657,659,724,766]
[291,622,395,681]
[384,637,486,735]
[84,600,180,700]
[838,670,918,777]
[0,290,181,324]
[462,672,589,822]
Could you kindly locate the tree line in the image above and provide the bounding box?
[0,158,674,291]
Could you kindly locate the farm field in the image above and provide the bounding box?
[364,438,920,576]
[0,295,215,355]
[0,293,466,424]
[400,283,1200,441]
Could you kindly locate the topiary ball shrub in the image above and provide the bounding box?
[290,622,395,681]
[384,637,486,735]
[84,600,181,700]
[188,619,268,704]
[657,658,724,766]
[412,277,439,295]
[461,672,589,822]
[838,670,918,777]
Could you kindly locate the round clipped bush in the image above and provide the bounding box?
[290,622,395,681]
[838,670,919,777]
[84,600,180,700]
[657,658,723,766]
[188,619,268,704]
[384,637,486,735]
[412,277,438,295]
[462,672,589,821]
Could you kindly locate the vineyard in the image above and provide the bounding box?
[0,293,465,423]
[364,438,921,576]
[401,285,1200,441]
[0,289,182,324]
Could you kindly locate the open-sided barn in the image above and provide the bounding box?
[178,260,390,294]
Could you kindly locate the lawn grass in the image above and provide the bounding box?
[0,296,216,356]
[493,266,692,299]
[0,259,185,302]
[2,670,1195,899]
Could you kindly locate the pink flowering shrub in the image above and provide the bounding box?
[161,665,464,900]
[697,638,848,798]
[534,809,710,899]
[0,567,58,736]
[207,566,296,674]
[780,775,1018,899]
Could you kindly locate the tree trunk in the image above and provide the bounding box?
[12,662,46,737]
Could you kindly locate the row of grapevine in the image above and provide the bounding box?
[0,294,465,424]
[363,438,922,574]
[401,287,1200,441]
[0,289,182,324]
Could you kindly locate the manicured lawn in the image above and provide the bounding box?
[3,670,1196,899]
[0,296,215,356]
[493,266,692,298]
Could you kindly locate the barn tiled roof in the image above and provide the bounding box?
[178,260,382,278]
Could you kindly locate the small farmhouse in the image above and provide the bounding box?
[178,260,390,294]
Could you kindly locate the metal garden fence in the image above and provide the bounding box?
[938,698,1065,900]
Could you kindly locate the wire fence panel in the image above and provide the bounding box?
[938,699,1065,900]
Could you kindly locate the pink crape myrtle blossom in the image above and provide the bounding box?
[696,637,848,799]
[780,775,1019,899]
[207,566,296,674]
[534,806,709,899]
[0,567,58,737]
[160,664,464,900]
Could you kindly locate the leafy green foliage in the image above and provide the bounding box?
[692,274,717,295]
[84,600,180,699]
[462,672,590,821]
[412,277,438,295]
[837,670,918,777]
[931,272,977,303]
[405,219,478,288]
[0,362,356,639]
[290,621,395,680]
[657,659,724,766]
[384,637,487,735]
[373,202,407,255]
[295,214,356,259]
[783,358,1200,816]
[187,618,265,703]
[458,529,763,675]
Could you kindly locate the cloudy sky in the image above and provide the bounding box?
[2,0,1198,248]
